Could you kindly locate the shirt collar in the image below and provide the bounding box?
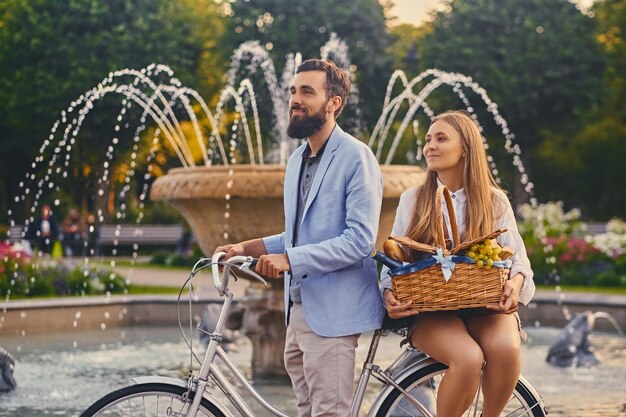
[301,137,329,160]
[436,178,467,204]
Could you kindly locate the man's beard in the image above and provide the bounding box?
[287,105,327,139]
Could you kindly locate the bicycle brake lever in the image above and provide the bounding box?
[239,257,268,287]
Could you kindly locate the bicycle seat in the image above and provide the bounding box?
[381,312,414,331]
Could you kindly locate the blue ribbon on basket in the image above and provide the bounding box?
[387,252,513,279]
[432,248,456,282]
[492,259,513,268]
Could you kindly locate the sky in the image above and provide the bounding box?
[387,0,441,25]
[387,0,597,26]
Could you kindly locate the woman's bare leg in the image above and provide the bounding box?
[411,313,484,417]
[466,313,521,417]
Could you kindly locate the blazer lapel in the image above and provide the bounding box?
[300,126,343,223]
[285,143,306,243]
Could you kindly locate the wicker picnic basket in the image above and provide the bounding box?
[388,185,511,312]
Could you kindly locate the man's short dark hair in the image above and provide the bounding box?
[296,59,351,118]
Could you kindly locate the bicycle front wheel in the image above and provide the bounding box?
[80,383,227,417]
[376,362,547,417]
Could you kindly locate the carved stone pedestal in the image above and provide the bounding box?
[238,281,289,382]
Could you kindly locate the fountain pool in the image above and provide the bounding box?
[0,326,624,417]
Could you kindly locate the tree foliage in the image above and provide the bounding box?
[387,23,431,73]
[416,0,605,148]
[535,0,626,219]
[0,0,227,221]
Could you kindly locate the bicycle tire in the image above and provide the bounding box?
[375,362,547,417]
[80,382,228,417]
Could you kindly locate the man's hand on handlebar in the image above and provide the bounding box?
[256,254,290,279]
[214,243,246,261]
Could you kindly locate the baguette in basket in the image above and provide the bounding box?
[383,185,514,312]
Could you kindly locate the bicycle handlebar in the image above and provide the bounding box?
[210,252,268,295]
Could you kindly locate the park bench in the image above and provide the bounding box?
[584,223,607,235]
[7,224,26,243]
[96,224,186,253]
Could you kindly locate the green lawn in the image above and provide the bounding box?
[94,259,192,271]
[126,284,187,295]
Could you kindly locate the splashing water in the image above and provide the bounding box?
[369,69,535,204]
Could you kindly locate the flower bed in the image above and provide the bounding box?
[519,202,626,287]
[0,241,128,298]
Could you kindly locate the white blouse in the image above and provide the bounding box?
[380,186,535,306]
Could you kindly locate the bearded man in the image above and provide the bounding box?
[215,59,384,417]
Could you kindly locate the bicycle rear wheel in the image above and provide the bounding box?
[376,362,547,417]
[80,383,227,417]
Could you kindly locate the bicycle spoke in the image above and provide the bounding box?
[395,402,430,417]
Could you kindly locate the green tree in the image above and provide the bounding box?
[225,0,394,137]
[0,0,227,223]
[387,23,431,75]
[535,0,626,219]
[412,0,606,201]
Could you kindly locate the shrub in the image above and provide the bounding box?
[0,242,129,298]
[518,203,625,287]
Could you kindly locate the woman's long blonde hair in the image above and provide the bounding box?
[406,110,506,246]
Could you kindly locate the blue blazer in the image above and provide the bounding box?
[263,125,385,337]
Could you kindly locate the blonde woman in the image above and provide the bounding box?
[381,110,535,417]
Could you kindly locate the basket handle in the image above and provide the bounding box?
[435,185,460,251]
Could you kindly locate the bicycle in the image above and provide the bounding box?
[80,252,548,417]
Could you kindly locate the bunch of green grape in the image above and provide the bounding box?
[466,239,502,270]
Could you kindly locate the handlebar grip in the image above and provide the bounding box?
[211,251,227,291]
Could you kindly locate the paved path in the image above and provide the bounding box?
[114,264,252,298]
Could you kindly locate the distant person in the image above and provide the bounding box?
[28,204,59,255]
[62,209,85,257]
[85,213,97,255]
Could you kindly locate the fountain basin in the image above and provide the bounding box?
[150,164,425,255]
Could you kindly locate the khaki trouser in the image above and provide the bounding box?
[284,303,360,417]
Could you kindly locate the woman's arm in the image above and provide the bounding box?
[380,188,417,291]
[380,189,418,318]
[494,193,535,306]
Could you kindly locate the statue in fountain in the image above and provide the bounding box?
[546,311,601,368]
[546,311,625,368]
[0,346,17,392]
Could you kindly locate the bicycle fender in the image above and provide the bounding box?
[366,356,441,417]
[515,374,548,412]
[132,376,235,417]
